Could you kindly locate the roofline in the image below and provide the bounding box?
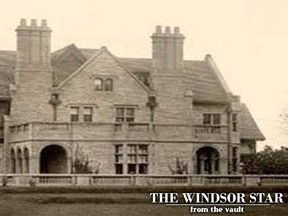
[241,137,266,141]
[205,54,232,94]
[52,44,87,66]
[193,99,230,105]
[56,48,104,89]
[240,103,266,141]
[56,46,151,93]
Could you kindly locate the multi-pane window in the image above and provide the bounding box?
[114,144,123,174]
[127,144,148,174]
[94,78,103,90]
[70,107,80,122]
[115,107,135,122]
[203,114,221,125]
[232,113,238,132]
[114,144,149,174]
[70,106,95,122]
[83,107,93,122]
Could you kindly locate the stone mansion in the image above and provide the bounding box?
[0,19,264,175]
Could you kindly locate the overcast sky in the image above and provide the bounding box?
[0,0,287,150]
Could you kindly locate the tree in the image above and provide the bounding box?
[168,157,188,174]
[72,144,100,174]
[242,145,288,174]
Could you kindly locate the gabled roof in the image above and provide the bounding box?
[0,50,16,66]
[0,47,232,102]
[51,44,94,86]
[52,44,87,64]
[240,103,265,141]
[0,50,16,98]
[184,60,229,103]
[56,47,150,93]
[0,46,264,141]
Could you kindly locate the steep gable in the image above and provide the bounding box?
[0,50,16,98]
[240,103,265,141]
[56,47,150,122]
[184,60,230,103]
[57,47,150,93]
[52,44,91,86]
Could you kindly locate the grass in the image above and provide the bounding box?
[0,196,286,216]
[0,187,287,216]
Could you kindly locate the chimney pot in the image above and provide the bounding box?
[31,19,37,27]
[165,26,171,34]
[155,25,162,34]
[20,19,27,27]
[174,27,180,34]
[41,19,47,27]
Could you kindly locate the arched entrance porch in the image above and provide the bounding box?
[196,146,220,174]
[40,145,68,173]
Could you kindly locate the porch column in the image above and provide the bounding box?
[30,155,40,174]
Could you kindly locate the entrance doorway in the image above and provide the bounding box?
[40,145,67,173]
[196,147,220,174]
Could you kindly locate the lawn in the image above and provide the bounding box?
[0,193,287,216]
[0,187,288,216]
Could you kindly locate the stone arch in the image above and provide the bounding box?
[40,145,68,173]
[23,148,29,173]
[196,146,220,174]
[11,149,16,174]
[16,148,23,174]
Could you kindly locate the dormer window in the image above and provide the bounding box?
[94,78,103,90]
[104,78,113,91]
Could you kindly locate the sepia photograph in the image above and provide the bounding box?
[0,0,287,215]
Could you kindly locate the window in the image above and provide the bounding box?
[203,114,211,125]
[94,78,103,90]
[203,114,221,125]
[114,144,123,174]
[115,108,125,122]
[94,78,113,91]
[232,113,238,132]
[214,158,219,172]
[70,107,79,122]
[115,107,135,122]
[232,147,238,172]
[114,144,149,174]
[127,144,148,174]
[83,107,93,122]
[104,78,113,91]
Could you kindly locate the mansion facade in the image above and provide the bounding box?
[0,19,264,175]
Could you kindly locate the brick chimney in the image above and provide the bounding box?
[16,19,51,70]
[151,26,185,73]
